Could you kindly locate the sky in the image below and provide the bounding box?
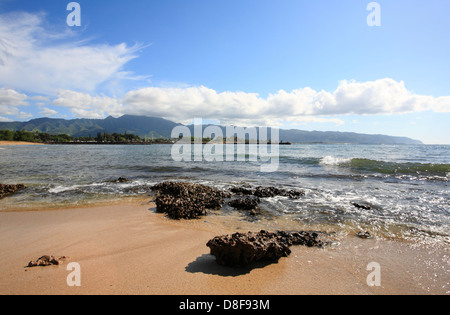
[0,0,449,144]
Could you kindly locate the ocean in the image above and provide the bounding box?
[1,143,449,244]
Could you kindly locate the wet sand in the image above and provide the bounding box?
[0,202,448,295]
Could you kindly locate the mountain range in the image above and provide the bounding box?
[0,115,423,145]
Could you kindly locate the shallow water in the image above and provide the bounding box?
[0,143,449,244]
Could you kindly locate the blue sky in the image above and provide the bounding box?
[0,0,449,143]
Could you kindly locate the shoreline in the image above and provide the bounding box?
[0,195,152,213]
[0,202,448,295]
[0,141,46,146]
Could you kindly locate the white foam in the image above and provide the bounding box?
[319,156,352,166]
[49,185,80,194]
[49,182,105,194]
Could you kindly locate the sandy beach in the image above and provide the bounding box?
[0,202,447,295]
[0,141,45,146]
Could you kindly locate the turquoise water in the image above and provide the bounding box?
[0,144,449,243]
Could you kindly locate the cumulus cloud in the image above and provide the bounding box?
[0,12,142,95]
[52,89,124,119]
[7,77,449,125]
[0,87,28,116]
[122,86,268,123]
[0,116,13,122]
[39,107,58,117]
[120,78,449,125]
[266,79,447,116]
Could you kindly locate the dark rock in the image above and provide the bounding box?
[27,255,66,268]
[277,231,325,248]
[254,186,284,198]
[207,230,325,267]
[282,189,306,199]
[0,184,25,200]
[351,202,372,210]
[206,230,292,267]
[155,194,207,220]
[230,186,255,196]
[230,185,305,200]
[152,182,229,220]
[117,177,130,183]
[228,197,260,211]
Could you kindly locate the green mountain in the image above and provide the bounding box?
[0,115,422,144]
[278,129,423,145]
[187,125,422,145]
[0,115,181,139]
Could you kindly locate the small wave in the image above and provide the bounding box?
[349,159,450,176]
[317,156,450,178]
[48,183,105,194]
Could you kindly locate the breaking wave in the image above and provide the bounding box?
[318,156,450,177]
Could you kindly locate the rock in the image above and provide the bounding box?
[277,231,325,248]
[255,186,289,198]
[207,230,325,267]
[282,189,306,200]
[229,186,255,196]
[27,256,66,268]
[351,202,372,210]
[228,197,260,212]
[0,184,25,200]
[206,230,292,267]
[117,177,130,183]
[152,182,229,220]
[155,194,207,220]
[230,185,305,199]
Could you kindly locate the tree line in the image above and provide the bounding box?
[0,130,171,144]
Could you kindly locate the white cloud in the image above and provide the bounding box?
[6,76,448,126]
[267,79,449,116]
[39,107,58,117]
[0,116,13,122]
[52,89,123,119]
[0,87,28,116]
[122,86,268,123]
[0,12,142,95]
[120,78,450,125]
[29,95,51,102]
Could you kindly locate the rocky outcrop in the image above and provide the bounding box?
[152,182,230,220]
[27,256,66,267]
[207,231,291,267]
[155,194,207,220]
[230,185,305,200]
[228,197,260,214]
[0,184,25,200]
[277,231,325,248]
[230,186,255,196]
[207,230,324,267]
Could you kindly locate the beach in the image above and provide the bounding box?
[0,141,45,146]
[0,202,447,295]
